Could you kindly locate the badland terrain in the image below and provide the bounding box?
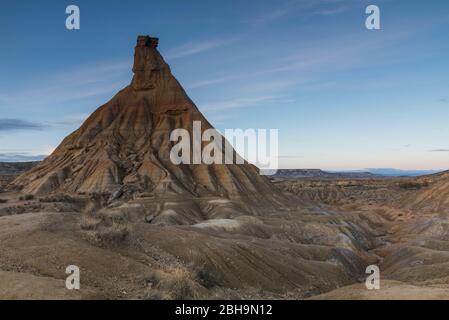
[0,36,448,300]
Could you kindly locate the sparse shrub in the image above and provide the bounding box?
[80,204,135,247]
[39,194,76,203]
[156,267,202,300]
[81,218,129,246]
[79,214,102,231]
[19,194,34,201]
[399,182,426,190]
[82,223,129,247]
[96,223,129,245]
[196,268,218,289]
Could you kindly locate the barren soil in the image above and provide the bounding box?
[1,170,448,299]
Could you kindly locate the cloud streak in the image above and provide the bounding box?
[166,37,240,60]
[0,119,45,131]
[250,0,353,25]
[201,95,284,112]
[185,27,412,96]
[0,59,130,111]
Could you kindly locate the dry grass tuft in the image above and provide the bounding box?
[143,267,205,300]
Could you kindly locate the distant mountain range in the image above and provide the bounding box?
[0,154,46,162]
[363,168,441,177]
[274,169,382,179]
[275,168,444,179]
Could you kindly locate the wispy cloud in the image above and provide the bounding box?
[0,59,130,110]
[166,37,240,60]
[201,95,284,112]
[50,113,89,127]
[430,149,449,152]
[187,75,241,89]
[186,27,411,95]
[313,4,350,16]
[250,0,352,25]
[251,2,298,25]
[0,119,46,131]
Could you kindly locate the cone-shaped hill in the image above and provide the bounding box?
[11,36,285,209]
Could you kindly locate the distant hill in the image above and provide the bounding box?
[0,162,39,174]
[274,168,444,179]
[365,168,441,177]
[274,169,383,179]
[0,162,39,189]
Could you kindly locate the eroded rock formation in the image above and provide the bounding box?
[11,36,284,209]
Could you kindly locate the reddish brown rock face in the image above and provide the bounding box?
[10,35,284,209]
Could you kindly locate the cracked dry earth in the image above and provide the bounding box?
[0,172,448,299]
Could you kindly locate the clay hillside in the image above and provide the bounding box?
[10,36,284,210]
[410,171,449,212]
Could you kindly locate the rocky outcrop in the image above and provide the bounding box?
[10,36,285,209]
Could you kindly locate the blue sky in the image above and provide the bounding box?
[0,0,448,170]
